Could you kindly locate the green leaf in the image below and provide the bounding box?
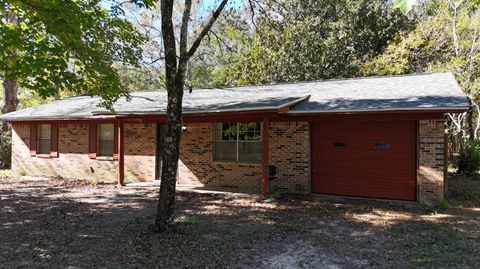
[393,0,418,14]
[453,0,464,8]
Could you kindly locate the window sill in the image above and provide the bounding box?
[36,154,51,159]
[212,160,262,166]
[96,156,115,161]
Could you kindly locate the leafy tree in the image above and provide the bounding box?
[116,65,165,92]
[203,0,413,86]
[364,0,480,140]
[0,0,144,110]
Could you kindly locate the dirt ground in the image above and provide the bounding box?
[0,177,479,269]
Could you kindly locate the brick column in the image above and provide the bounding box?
[418,119,445,204]
[268,121,310,194]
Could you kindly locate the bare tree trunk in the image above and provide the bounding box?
[54,82,60,100]
[1,80,19,114]
[1,80,19,131]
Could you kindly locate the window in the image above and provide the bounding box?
[214,122,262,163]
[98,124,115,157]
[37,124,51,154]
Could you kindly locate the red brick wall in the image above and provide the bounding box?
[417,119,445,204]
[269,122,310,193]
[11,123,157,183]
[178,123,262,190]
[12,124,117,181]
[177,122,311,193]
[13,119,443,204]
[124,123,156,182]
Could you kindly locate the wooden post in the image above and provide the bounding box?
[117,119,125,186]
[261,116,270,197]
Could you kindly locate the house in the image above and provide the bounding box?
[0,73,469,204]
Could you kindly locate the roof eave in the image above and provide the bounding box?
[286,106,469,115]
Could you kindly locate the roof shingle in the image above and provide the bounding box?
[0,72,469,121]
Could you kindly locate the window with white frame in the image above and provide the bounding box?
[98,124,115,157]
[214,122,262,163]
[37,124,51,155]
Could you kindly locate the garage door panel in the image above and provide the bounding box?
[311,121,416,201]
[313,184,416,201]
[312,158,415,170]
[314,167,415,180]
[316,125,415,139]
[313,150,414,161]
[312,140,415,151]
[312,176,416,188]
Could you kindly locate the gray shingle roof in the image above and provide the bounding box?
[0,72,469,121]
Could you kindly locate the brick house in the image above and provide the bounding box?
[0,73,469,204]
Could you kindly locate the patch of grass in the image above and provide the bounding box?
[174,214,215,234]
[435,198,449,210]
[389,220,479,268]
[0,169,11,177]
[448,175,480,207]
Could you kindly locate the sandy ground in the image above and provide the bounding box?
[1,177,479,268]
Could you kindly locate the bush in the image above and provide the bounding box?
[449,176,480,203]
[0,124,12,169]
[456,140,480,177]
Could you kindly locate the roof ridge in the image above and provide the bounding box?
[126,72,453,94]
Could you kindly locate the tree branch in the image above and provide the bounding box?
[184,0,228,60]
[179,0,192,59]
[209,30,233,52]
[160,0,177,83]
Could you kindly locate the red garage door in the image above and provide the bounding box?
[311,121,416,201]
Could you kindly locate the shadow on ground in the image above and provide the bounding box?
[0,177,479,269]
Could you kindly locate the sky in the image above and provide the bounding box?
[198,0,244,11]
[101,0,244,12]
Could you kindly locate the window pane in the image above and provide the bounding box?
[99,140,114,156]
[39,124,51,139]
[98,124,114,156]
[99,124,114,140]
[239,122,261,141]
[214,141,237,161]
[223,123,236,140]
[238,141,262,162]
[38,139,51,154]
[214,123,224,140]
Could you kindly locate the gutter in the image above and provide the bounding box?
[90,95,311,116]
[286,106,470,115]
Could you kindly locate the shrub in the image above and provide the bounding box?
[449,176,480,203]
[456,140,480,177]
[435,198,449,210]
[0,125,11,169]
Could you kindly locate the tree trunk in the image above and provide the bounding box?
[155,78,184,232]
[1,80,19,130]
[1,79,19,114]
[466,105,474,141]
[154,0,228,232]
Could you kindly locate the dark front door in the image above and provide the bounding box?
[155,124,165,180]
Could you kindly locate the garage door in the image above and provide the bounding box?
[311,121,416,201]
